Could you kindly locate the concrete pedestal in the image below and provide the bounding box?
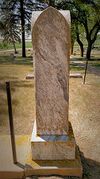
[31,122,76,160]
[25,146,82,178]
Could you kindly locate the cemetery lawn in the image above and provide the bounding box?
[0,54,35,135]
[0,50,100,178]
[0,41,32,51]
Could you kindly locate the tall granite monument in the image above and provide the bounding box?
[31,7,76,160]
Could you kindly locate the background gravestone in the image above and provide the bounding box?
[31,7,76,160]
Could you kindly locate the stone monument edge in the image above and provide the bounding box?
[31,7,71,40]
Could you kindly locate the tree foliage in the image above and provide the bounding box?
[0,0,100,59]
[0,2,21,53]
[56,0,100,59]
[0,0,35,57]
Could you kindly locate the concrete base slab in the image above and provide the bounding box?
[25,147,83,178]
[31,122,76,160]
[0,135,82,178]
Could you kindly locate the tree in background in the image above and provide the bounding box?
[75,0,100,59]
[56,0,100,59]
[0,0,99,59]
[71,21,84,57]
[0,0,49,57]
[48,0,55,6]
[84,0,100,58]
[75,23,84,57]
[0,2,21,54]
[71,23,76,55]
[55,0,100,84]
[37,0,55,6]
[0,0,34,57]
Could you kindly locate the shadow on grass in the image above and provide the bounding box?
[84,60,100,76]
[70,62,85,71]
[0,81,34,92]
[80,151,100,179]
[70,57,86,61]
[91,63,100,68]
[70,58,100,76]
[0,81,34,129]
[70,65,84,71]
[70,57,100,61]
[0,56,33,66]
[70,57,86,72]
[0,83,19,120]
[0,76,19,81]
[12,81,34,89]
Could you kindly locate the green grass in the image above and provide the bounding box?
[0,41,32,50]
[0,53,99,138]
[70,64,84,71]
[0,55,100,179]
[0,34,100,51]
[91,62,100,67]
[0,54,34,134]
[0,55,33,65]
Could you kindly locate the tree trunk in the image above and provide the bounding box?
[86,42,92,60]
[13,41,17,54]
[79,41,84,57]
[11,34,17,54]
[76,33,84,57]
[20,0,26,58]
[83,58,88,84]
[83,41,92,84]
[71,39,74,55]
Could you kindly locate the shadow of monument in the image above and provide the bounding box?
[79,151,100,179]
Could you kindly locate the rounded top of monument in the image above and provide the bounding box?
[31,7,70,31]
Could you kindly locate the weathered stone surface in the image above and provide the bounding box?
[25,147,82,178]
[31,7,76,160]
[32,7,70,135]
[31,122,76,160]
[31,10,70,30]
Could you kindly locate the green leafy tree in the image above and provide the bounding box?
[36,0,55,7]
[0,0,34,57]
[0,4,21,54]
[76,0,100,59]
[56,0,84,56]
[71,22,76,55]
[71,20,84,57]
[76,23,84,57]
[0,0,49,56]
[48,0,55,6]
[56,0,100,59]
